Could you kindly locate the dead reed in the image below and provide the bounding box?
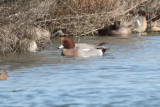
[0,0,160,53]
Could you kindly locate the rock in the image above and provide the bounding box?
[18,39,38,52]
[27,40,38,52]
[51,30,65,37]
[35,27,50,41]
[151,21,160,32]
[152,26,160,32]
[34,27,51,50]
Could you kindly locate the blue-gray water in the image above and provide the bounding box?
[1,34,160,107]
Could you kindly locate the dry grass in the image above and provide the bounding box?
[48,0,160,36]
[0,0,160,54]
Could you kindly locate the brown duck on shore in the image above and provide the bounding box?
[98,21,131,37]
[0,69,9,80]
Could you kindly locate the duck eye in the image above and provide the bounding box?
[64,40,68,44]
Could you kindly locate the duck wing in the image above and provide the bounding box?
[75,43,108,54]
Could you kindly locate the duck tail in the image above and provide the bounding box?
[102,48,110,53]
[102,48,106,54]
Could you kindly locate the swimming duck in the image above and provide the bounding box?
[133,9,147,33]
[0,69,9,80]
[98,21,131,37]
[59,37,107,57]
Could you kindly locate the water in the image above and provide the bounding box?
[1,34,160,107]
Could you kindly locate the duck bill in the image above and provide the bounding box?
[58,44,64,49]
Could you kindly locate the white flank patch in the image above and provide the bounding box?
[99,50,103,56]
[82,49,90,51]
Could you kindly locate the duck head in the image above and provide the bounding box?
[59,37,78,57]
[59,37,75,49]
[139,9,147,17]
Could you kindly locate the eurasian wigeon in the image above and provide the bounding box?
[59,37,107,57]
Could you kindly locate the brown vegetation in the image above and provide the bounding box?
[0,0,160,53]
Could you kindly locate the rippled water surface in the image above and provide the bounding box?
[1,34,160,107]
